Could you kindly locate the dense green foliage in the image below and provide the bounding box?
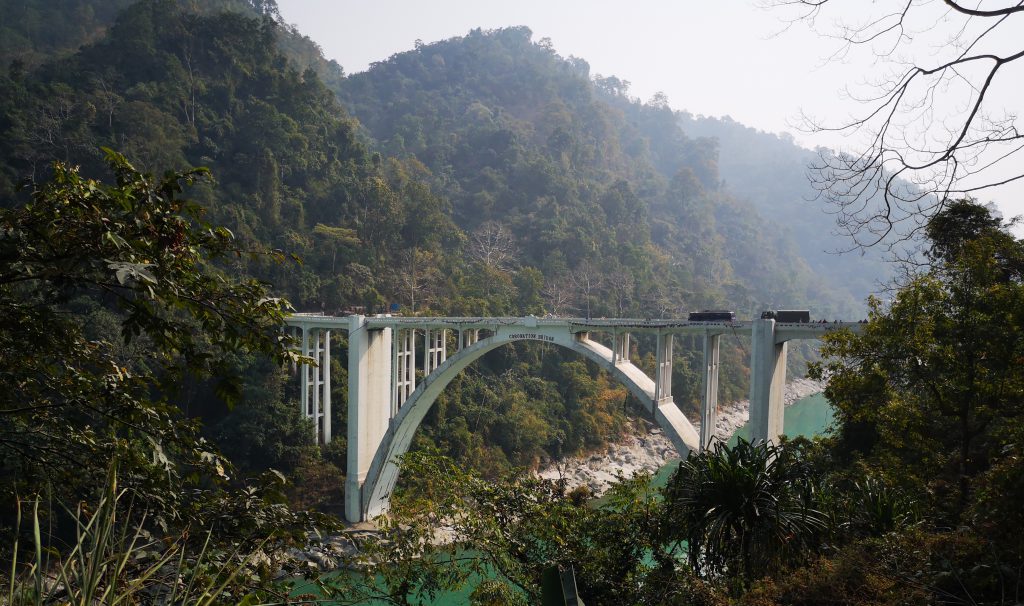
[329,452,718,606]
[0,0,412,493]
[336,26,856,318]
[0,154,335,600]
[0,0,138,67]
[663,439,824,586]
[0,151,289,504]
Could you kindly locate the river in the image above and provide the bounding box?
[298,393,834,604]
[648,391,833,489]
[419,392,835,605]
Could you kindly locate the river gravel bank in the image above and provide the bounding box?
[536,377,824,495]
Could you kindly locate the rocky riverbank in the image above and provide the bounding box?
[537,377,824,495]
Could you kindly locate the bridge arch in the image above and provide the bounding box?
[359,330,700,520]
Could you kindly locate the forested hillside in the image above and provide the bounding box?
[335,26,861,319]
[0,1,869,504]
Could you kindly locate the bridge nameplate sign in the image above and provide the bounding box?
[508,332,556,342]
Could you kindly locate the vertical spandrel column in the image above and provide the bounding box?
[403,329,411,399]
[312,329,322,442]
[393,329,415,410]
[425,328,446,373]
[300,325,310,422]
[460,328,479,348]
[613,332,631,365]
[655,332,674,403]
[322,329,331,444]
[391,328,400,417]
[700,332,721,450]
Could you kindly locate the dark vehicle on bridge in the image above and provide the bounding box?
[761,309,811,323]
[688,310,736,322]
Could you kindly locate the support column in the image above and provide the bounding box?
[425,329,445,374]
[298,327,331,445]
[460,329,479,349]
[749,318,788,445]
[655,332,673,403]
[299,326,310,422]
[700,332,720,450]
[613,332,631,365]
[322,330,331,444]
[312,329,322,443]
[346,315,393,523]
[393,329,415,412]
[424,329,433,374]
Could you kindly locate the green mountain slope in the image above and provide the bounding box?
[0,0,344,88]
[0,7,876,496]
[335,26,860,317]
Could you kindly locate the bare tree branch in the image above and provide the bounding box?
[467,221,518,272]
[767,0,1024,249]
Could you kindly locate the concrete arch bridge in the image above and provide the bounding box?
[284,314,859,522]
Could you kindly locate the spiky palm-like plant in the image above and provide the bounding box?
[662,438,825,588]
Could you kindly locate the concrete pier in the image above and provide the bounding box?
[748,318,788,445]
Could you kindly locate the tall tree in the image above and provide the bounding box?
[0,151,296,510]
[813,199,1024,520]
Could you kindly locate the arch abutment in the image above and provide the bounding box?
[749,318,787,445]
[700,332,720,450]
[362,336,504,520]
[345,315,394,523]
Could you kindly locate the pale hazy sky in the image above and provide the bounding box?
[276,1,1024,223]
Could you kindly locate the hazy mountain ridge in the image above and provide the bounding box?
[335,26,861,317]
[678,113,890,303]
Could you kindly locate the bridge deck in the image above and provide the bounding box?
[286,314,862,339]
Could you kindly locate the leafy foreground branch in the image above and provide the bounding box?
[0,153,339,602]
